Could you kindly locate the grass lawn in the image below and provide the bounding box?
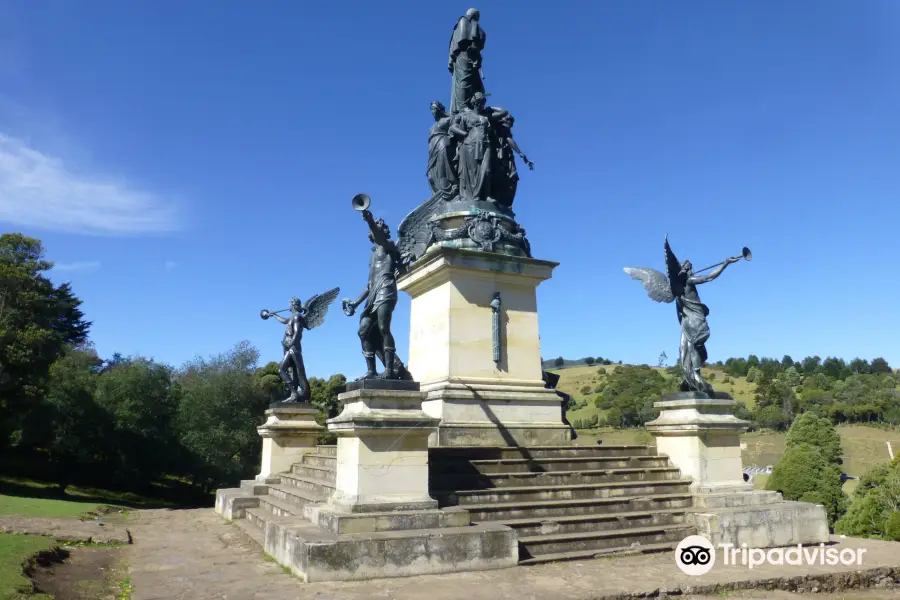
[0,533,54,600]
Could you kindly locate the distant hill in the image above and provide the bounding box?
[550,363,756,426]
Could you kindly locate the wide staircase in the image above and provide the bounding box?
[232,445,338,545]
[230,443,696,566]
[429,444,696,565]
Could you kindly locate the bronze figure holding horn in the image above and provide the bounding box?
[260,288,340,402]
[624,236,751,394]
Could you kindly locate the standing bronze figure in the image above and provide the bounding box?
[342,198,413,381]
[449,8,486,115]
[624,236,751,394]
[260,289,340,402]
[450,91,494,202]
[427,101,459,202]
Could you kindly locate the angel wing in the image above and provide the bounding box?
[623,267,674,304]
[664,234,686,298]
[302,287,340,330]
[397,195,443,268]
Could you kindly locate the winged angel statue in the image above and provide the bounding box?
[263,288,340,403]
[624,237,748,394]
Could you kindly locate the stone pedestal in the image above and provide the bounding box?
[326,380,439,511]
[256,404,324,481]
[647,391,830,548]
[646,392,750,492]
[397,247,572,446]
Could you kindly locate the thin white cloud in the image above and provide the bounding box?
[0,134,180,235]
[164,260,178,271]
[53,260,101,272]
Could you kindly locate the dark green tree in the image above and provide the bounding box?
[835,457,900,540]
[0,234,90,446]
[175,341,270,491]
[784,413,843,466]
[94,356,181,486]
[871,358,892,374]
[553,356,565,368]
[766,443,848,527]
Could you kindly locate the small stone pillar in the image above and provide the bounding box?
[645,391,752,492]
[256,404,325,482]
[327,380,439,512]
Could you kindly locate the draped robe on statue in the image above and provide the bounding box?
[427,116,458,201]
[676,282,712,391]
[448,15,486,114]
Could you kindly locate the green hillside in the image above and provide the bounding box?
[552,364,900,492]
[553,364,756,426]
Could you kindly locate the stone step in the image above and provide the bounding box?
[518,523,694,558]
[462,492,694,522]
[258,494,303,518]
[266,483,327,510]
[695,490,782,509]
[431,467,682,490]
[432,455,672,475]
[234,512,266,546]
[317,445,337,457]
[447,479,693,505]
[302,453,336,469]
[279,472,335,498]
[431,445,654,461]
[518,541,677,566]
[485,507,689,538]
[291,463,337,482]
[244,505,311,540]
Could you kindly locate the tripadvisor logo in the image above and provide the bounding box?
[675,535,868,575]
[675,535,716,576]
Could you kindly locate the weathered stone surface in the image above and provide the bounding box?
[126,509,900,600]
[692,500,831,548]
[342,379,421,392]
[214,488,260,520]
[0,515,132,544]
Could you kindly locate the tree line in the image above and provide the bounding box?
[0,233,344,501]
[565,354,897,432]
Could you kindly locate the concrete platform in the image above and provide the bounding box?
[127,508,900,600]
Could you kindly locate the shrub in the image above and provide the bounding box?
[835,457,900,539]
[785,413,843,466]
[766,444,848,527]
[580,385,592,395]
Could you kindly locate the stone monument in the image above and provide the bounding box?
[626,237,830,548]
[253,290,340,481]
[395,8,568,447]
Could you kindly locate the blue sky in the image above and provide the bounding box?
[2,1,899,377]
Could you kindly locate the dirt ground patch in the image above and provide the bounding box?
[0,515,132,544]
[27,545,126,600]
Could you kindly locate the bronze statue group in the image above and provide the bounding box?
[259,9,751,404]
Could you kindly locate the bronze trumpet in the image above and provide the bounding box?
[351,193,371,212]
[694,247,752,274]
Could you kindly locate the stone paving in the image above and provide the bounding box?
[0,515,132,544]
[127,508,900,600]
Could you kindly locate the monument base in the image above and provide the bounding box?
[255,404,324,481]
[420,378,573,446]
[647,391,830,548]
[398,247,571,447]
[327,380,439,512]
[691,487,831,548]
